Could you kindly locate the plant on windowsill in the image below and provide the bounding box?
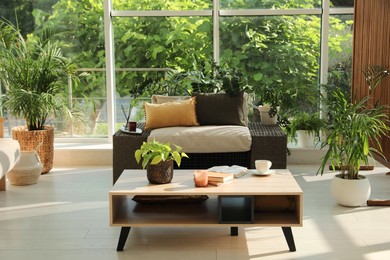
[0,21,80,173]
[288,112,326,148]
[318,65,390,207]
[135,140,188,184]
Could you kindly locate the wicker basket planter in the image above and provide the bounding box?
[146,160,174,184]
[12,125,54,174]
[0,117,5,138]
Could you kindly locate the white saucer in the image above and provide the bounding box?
[120,126,142,134]
[252,170,275,176]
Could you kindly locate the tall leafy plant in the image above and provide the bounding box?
[318,65,390,179]
[0,21,78,130]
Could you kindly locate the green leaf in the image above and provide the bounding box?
[253,73,263,81]
[152,46,164,59]
[134,150,142,164]
[198,21,211,32]
[151,155,162,165]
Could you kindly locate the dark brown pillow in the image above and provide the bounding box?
[192,92,245,126]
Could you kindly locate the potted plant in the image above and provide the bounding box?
[134,139,188,184]
[288,112,326,148]
[318,65,390,207]
[254,83,297,125]
[0,21,78,173]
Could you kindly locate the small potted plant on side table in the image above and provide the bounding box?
[134,140,188,184]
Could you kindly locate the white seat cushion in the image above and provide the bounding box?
[148,126,252,153]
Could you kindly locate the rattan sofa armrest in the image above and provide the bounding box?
[248,122,287,169]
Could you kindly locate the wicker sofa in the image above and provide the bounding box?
[113,122,287,184]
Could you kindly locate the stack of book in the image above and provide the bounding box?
[207,171,234,186]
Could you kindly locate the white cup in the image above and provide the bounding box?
[255,160,272,174]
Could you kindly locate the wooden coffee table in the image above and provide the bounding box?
[110,169,303,252]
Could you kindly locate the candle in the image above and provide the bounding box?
[128,121,137,131]
[194,170,208,187]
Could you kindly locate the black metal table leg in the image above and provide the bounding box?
[282,227,296,252]
[116,227,131,251]
[230,226,238,236]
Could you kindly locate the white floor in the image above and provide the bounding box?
[1,164,390,260]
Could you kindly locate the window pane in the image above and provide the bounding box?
[113,16,212,69]
[113,16,213,127]
[112,0,211,11]
[1,1,106,138]
[330,0,354,8]
[220,0,321,9]
[327,14,353,101]
[41,0,106,138]
[220,15,321,116]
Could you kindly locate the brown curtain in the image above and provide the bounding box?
[352,0,390,166]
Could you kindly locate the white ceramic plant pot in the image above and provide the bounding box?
[331,174,371,207]
[258,106,277,125]
[7,151,42,186]
[296,130,316,148]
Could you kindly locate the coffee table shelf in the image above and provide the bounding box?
[110,169,303,251]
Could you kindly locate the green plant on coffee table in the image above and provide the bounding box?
[134,140,189,169]
[288,112,326,143]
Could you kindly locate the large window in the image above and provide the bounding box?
[0,0,354,141]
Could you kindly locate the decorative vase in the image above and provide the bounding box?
[258,106,277,125]
[331,174,371,207]
[12,125,54,174]
[7,151,43,186]
[146,160,174,184]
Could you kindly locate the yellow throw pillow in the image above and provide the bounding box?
[144,97,199,130]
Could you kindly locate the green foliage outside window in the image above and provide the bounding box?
[1,0,353,137]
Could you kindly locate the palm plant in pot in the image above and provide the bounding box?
[318,66,390,206]
[135,139,188,184]
[0,21,78,173]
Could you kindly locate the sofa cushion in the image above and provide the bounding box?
[148,125,252,153]
[144,98,199,130]
[192,92,246,126]
[151,95,191,104]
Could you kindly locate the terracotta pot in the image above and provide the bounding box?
[12,125,54,174]
[146,160,174,184]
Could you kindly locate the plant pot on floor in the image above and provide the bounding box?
[12,125,54,174]
[7,150,42,186]
[146,160,174,184]
[0,117,5,138]
[331,174,371,207]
